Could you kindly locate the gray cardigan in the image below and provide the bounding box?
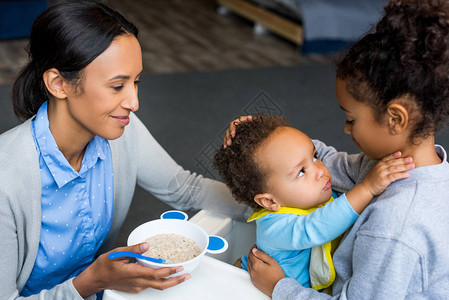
[0,113,248,300]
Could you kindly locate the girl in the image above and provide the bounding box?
[0,1,248,299]
[226,0,449,298]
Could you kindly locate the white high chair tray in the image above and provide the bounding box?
[103,255,270,300]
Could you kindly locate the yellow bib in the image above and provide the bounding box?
[248,197,336,290]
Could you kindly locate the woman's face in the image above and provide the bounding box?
[335,78,400,160]
[64,34,143,140]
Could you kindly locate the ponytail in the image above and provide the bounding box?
[12,61,47,121]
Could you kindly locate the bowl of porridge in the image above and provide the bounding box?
[127,210,228,277]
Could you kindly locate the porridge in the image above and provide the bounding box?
[143,233,201,264]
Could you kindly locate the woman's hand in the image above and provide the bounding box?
[247,245,286,297]
[223,115,253,148]
[73,242,190,297]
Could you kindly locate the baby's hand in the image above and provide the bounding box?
[361,151,414,197]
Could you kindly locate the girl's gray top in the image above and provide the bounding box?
[0,113,249,300]
[273,140,449,299]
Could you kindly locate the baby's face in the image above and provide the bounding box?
[256,127,333,209]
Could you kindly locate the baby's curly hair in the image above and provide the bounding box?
[214,114,289,209]
[336,0,449,142]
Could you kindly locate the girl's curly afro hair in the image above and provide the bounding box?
[336,0,449,142]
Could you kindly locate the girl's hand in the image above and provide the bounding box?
[361,151,414,197]
[247,245,286,297]
[73,242,190,297]
[223,115,253,148]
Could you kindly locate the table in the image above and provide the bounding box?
[103,255,270,300]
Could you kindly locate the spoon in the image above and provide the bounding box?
[108,251,172,264]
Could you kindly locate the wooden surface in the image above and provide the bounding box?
[0,0,332,85]
[217,0,303,45]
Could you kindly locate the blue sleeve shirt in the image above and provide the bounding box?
[241,192,358,288]
[21,101,114,296]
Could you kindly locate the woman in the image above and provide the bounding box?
[0,2,248,299]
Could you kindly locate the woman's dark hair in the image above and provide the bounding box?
[336,0,449,142]
[213,114,289,209]
[12,1,138,121]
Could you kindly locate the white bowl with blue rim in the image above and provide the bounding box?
[127,210,228,277]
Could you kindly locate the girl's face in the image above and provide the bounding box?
[63,34,143,140]
[256,127,333,209]
[336,79,402,160]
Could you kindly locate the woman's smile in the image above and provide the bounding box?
[111,115,130,126]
